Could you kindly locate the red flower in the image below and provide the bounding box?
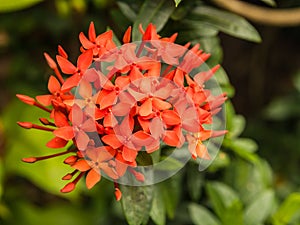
[16,22,227,200]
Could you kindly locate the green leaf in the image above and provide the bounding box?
[121,185,153,225]
[228,115,246,139]
[244,189,275,225]
[132,0,175,41]
[117,1,137,22]
[2,100,80,199]
[187,164,204,201]
[206,182,243,225]
[259,0,276,7]
[188,203,221,225]
[208,151,230,173]
[150,186,166,225]
[0,0,43,12]
[154,156,183,171]
[190,6,261,43]
[160,173,182,219]
[272,193,300,225]
[174,0,182,7]
[223,138,259,163]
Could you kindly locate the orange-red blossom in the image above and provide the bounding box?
[17,22,227,201]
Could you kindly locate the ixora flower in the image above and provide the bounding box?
[17,22,227,201]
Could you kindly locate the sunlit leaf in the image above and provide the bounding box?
[121,185,153,225]
[190,6,261,42]
[189,203,221,225]
[2,100,79,199]
[272,193,300,225]
[174,0,182,7]
[0,0,43,12]
[244,189,275,225]
[132,0,175,41]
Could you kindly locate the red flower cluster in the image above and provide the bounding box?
[17,22,227,201]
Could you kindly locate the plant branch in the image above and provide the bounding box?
[211,0,300,26]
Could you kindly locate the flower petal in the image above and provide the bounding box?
[152,98,171,111]
[72,160,91,171]
[56,55,77,74]
[46,136,68,148]
[36,95,53,106]
[122,146,138,162]
[102,134,123,149]
[77,49,93,71]
[48,76,61,93]
[76,130,90,151]
[86,169,101,189]
[53,126,74,140]
[161,110,181,126]
[139,98,152,117]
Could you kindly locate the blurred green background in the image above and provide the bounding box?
[0,0,299,224]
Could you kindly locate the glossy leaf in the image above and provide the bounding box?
[150,186,166,225]
[244,189,275,225]
[190,6,261,42]
[132,0,175,41]
[189,203,221,225]
[272,193,300,225]
[0,0,43,12]
[121,185,153,225]
[206,182,243,225]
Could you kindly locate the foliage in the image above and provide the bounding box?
[0,0,299,225]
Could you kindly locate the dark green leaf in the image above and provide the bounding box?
[188,203,221,225]
[121,185,153,225]
[187,164,204,201]
[0,0,43,12]
[206,182,243,225]
[160,173,182,219]
[117,1,137,22]
[132,0,175,41]
[244,189,275,225]
[190,6,261,42]
[272,193,300,225]
[150,186,166,225]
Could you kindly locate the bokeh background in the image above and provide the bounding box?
[0,0,299,224]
